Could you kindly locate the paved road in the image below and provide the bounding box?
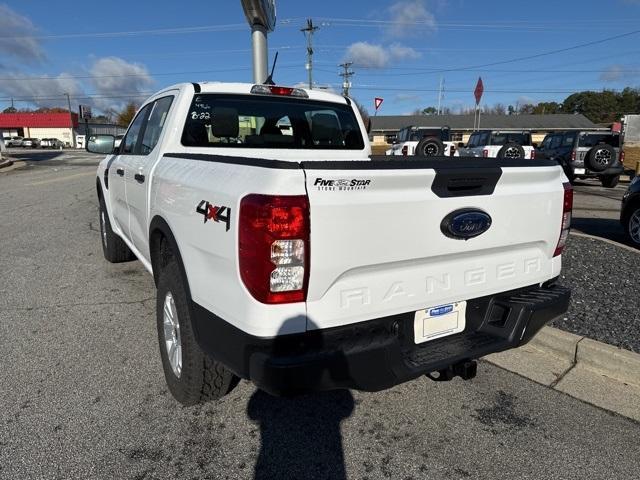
[571,178,628,244]
[1,153,639,480]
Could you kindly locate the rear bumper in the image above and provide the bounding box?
[191,283,571,396]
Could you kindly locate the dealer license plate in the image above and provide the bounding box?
[414,302,466,344]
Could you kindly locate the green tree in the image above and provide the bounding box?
[117,103,139,127]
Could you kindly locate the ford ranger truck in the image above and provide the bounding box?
[87,82,571,404]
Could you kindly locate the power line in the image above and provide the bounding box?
[0,64,307,82]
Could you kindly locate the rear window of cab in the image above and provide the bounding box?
[181,94,365,150]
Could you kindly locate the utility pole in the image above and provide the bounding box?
[339,62,354,97]
[437,76,444,115]
[301,18,319,90]
[64,93,76,148]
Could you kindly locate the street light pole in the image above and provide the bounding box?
[64,93,76,148]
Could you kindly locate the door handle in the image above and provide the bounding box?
[116,168,124,177]
[134,173,145,184]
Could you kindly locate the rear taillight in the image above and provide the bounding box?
[483,149,489,158]
[571,150,576,162]
[553,182,573,257]
[239,194,309,304]
[620,150,625,163]
[531,149,536,159]
[401,145,408,156]
[450,145,456,157]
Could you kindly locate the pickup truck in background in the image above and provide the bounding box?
[88,82,571,404]
[386,125,458,157]
[457,130,535,159]
[535,130,624,188]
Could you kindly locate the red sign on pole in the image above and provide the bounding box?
[374,97,384,111]
[474,77,484,105]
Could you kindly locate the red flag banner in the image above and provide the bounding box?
[474,77,484,105]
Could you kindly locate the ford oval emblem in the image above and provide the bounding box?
[441,209,492,240]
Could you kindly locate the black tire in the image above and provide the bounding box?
[623,205,640,248]
[156,258,238,405]
[416,136,444,156]
[497,142,525,159]
[585,143,615,172]
[98,195,136,263]
[600,175,620,188]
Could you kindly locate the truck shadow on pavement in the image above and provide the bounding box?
[571,217,629,245]
[247,318,355,480]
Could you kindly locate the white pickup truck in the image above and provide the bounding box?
[88,82,571,404]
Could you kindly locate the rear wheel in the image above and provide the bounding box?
[600,175,620,188]
[98,195,135,263]
[156,257,238,405]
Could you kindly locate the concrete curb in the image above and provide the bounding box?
[0,158,14,169]
[570,230,640,255]
[486,326,640,420]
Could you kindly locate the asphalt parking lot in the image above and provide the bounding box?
[1,151,639,480]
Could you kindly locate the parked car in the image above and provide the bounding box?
[621,175,640,247]
[387,126,457,157]
[6,136,23,147]
[457,130,535,159]
[87,81,571,404]
[40,138,64,149]
[21,138,41,148]
[536,130,623,187]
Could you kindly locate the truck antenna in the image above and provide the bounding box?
[263,51,279,85]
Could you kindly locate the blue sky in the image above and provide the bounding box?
[1,0,639,115]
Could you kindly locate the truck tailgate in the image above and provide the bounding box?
[303,159,565,330]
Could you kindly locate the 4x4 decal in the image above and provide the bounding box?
[196,200,231,231]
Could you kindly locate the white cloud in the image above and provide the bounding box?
[90,57,154,110]
[0,5,46,63]
[344,42,421,68]
[0,73,84,109]
[599,64,640,82]
[386,0,437,38]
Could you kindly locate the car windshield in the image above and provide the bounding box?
[491,133,530,146]
[578,133,620,148]
[182,93,365,150]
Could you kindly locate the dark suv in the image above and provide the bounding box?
[536,131,624,188]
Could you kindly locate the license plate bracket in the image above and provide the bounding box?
[414,302,466,344]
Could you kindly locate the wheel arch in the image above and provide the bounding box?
[622,194,640,225]
[148,216,192,297]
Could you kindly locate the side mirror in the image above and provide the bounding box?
[457,142,465,148]
[87,134,115,154]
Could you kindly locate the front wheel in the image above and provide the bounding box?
[98,196,135,263]
[600,175,620,188]
[156,258,238,405]
[625,207,640,248]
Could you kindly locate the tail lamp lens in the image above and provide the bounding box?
[554,182,573,257]
[531,149,536,159]
[239,194,309,304]
[401,145,408,156]
[483,149,489,158]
